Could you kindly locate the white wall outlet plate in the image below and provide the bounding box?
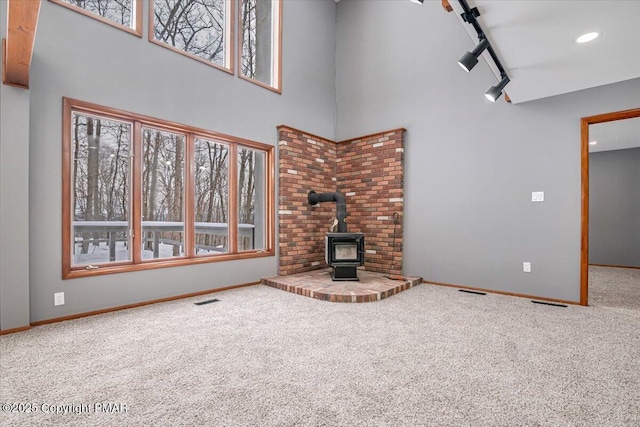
[532,191,544,202]
[523,262,532,273]
[54,292,65,306]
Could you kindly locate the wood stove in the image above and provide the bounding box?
[325,233,365,281]
[308,190,365,281]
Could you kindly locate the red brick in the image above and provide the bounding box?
[278,127,404,276]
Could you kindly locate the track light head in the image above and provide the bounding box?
[458,52,479,73]
[485,76,510,102]
[408,0,424,4]
[457,38,489,72]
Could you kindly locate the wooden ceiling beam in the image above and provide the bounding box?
[2,0,42,89]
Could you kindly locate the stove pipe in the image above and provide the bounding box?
[308,190,348,232]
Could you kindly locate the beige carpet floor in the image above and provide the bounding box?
[1,283,639,426]
[589,265,640,310]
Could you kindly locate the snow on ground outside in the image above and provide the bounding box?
[73,242,226,265]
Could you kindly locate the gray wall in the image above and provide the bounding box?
[4,0,337,324]
[0,1,31,330]
[335,0,640,302]
[589,148,640,267]
[3,0,640,328]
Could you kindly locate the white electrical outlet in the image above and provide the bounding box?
[532,191,545,202]
[523,262,532,273]
[54,292,65,306]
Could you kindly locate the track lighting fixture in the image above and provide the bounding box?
[454,0,511,102]
[484,75,510,102]
[407,0,510,101]
[457,38,489,72]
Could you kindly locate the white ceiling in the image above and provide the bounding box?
[589,116,640,153]
[449,0,640,104]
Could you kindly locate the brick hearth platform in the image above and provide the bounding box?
[261,269,422,303]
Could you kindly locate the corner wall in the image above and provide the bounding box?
[335,0,640,301]
[278,127,404,276]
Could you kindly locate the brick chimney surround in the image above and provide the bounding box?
[277,126,405,277]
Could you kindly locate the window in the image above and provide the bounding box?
[70,113,132,266]
[150,0,234,72]
[62,98,274,278]
[194,138,229,254]
[239,0,282,92]
[50,0,142,37]
[141,127,186,259]
[238,147,266,251]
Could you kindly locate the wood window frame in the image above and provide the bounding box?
[49,0,143,37]
[238,0,283,93]
[62,97,275,279]
[148,0,235,75]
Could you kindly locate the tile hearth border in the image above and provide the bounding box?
[261,269,422,303]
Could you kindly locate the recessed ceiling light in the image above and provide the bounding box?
[576,32,599,44]
[589,141,597,145]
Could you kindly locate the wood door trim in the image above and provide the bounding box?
[580,108,640,306]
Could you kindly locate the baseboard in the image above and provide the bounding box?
[424,280,581,306]
[0,325,32,335]
[30,281,260,327]
[589,263,640,270]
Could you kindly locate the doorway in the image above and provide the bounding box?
[580,108,640,306]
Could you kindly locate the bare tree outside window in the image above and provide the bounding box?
[238,147,266,251]
[72,113,131,266]
[153,0,227,66]
[194,139,229,254]
[240,0,279,88]
[59,0,135,27]
[63,99,274,279]
[142,128,186,259]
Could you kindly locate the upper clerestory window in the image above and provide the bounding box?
[239,0,282,92]
[50,0,143,37]
[150,0,234,73]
